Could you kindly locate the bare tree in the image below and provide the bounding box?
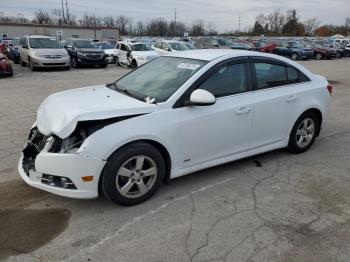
[116,15,129,35]
[103,15,115,28]
[135,21,145,36]
[267,10,285,35]
[304,18,320,36]
[33,9,52,24]
[191,20,205,36]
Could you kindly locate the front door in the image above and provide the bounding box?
[178,60,253,169]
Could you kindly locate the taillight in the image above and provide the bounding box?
[327,85,333,96]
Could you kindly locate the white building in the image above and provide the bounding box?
[0,23,119,41]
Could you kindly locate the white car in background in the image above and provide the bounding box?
[152,40,191,55]
[114,41,159,67]
[95,42,116,63]
[18,50,332,206]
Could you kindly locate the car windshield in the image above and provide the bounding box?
[185,43,196,50]
[73,40,97,49]
[130,44,153,51]
[313,43,323,48]
[217,38,232,46]
[113,57,207,102]
[169,42,189,51]
[289,42,302,48]
[29,38,62,49]
[13,38,20,46]
[97,43,114,49]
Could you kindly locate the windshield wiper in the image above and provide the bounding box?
[106,82,144,101]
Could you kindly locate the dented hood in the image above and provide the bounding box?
[37,85,156,138]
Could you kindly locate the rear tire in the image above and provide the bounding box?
[287,111,320,154]
[102,142,165,206]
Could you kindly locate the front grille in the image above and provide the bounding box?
[42,63,66,66]
[85,54,103,59]
[43,55,62,59]
[22,128,47,176]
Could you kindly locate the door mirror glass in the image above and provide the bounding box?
[185,89,216,106]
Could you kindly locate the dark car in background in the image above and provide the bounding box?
[8,37,21,64]
[194,37,233,49]
[230,41,255,50]
[253,40,277,53]
[65,39,108,68]
[310,43,337,60]
[0,51,13,77]
[273,41,314,61]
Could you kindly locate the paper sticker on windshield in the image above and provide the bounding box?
[177,63,200,70]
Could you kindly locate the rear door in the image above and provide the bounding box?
[249,57,310,147]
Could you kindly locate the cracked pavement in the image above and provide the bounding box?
[1,59,350,262]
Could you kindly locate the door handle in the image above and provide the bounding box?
[286,95,297,102]
[236,107,251,115]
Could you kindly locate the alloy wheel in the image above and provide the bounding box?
[115,155,158,199]
[295,118,315,148]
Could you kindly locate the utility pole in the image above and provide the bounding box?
[174,8,177,37]
[65,0,70,24]
[238,13,241,33]
[61,0,66,24]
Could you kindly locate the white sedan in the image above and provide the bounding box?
[18,50,332,205]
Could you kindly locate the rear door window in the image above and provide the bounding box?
[254,62,288,89]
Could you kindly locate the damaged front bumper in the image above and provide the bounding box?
[18,128,106,199]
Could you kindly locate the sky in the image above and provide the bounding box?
[0,0,349,32]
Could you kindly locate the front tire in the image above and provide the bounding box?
[316,53,323,60]
[101,142,165,206]
[291,52,299,61]
[29,58,36,71]
[288,111,320,154]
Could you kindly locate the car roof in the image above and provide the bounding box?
[26,35,53,38]
[165,49,260,61]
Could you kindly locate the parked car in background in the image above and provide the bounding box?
[312,40,343,58]
[194,37,233,49]
[273,41,314,61]
[152,40,190,55]
[95,42,116,63]
[310,43,338,60]
[18,49,332,205]
[65,38,108,68]
[19,35,70,71]
[183,42,196,50]
[230,41,255,50]
[0,39,12,56]
[115,41,159,67]
[253,40,276,53]
[0,51,13,77]
[9,37,21,64]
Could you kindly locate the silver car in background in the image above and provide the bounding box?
[19,35,71,71]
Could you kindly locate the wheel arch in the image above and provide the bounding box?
[297,108,323,136]
[98,139,172,194]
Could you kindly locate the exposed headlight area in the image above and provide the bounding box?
[41,174,77,189]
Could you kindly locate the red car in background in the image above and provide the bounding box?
[0,51,13,77]
[253,40,276,53]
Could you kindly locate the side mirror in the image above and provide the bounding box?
[167,48,171,52]
[22,45,28,49]
[213,44,220,47]
[184,89,216,106]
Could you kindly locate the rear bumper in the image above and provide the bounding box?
[18,152,106,199]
